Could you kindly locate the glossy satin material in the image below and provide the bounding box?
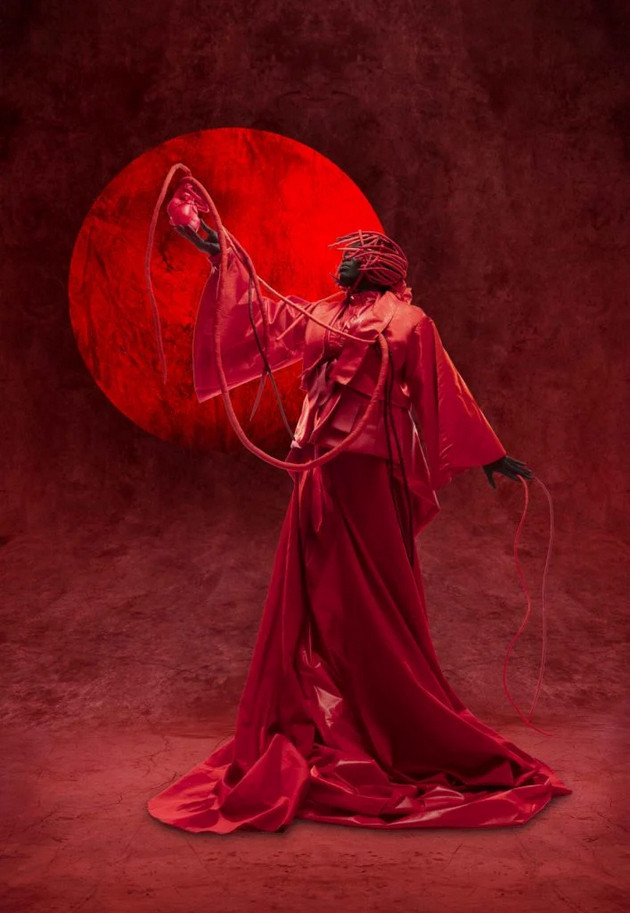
[193,248,507,531]
[148,248,571,833]
[147,453,570,833]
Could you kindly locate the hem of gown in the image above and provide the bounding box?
[146,730,572,835]
[147,453,573,836]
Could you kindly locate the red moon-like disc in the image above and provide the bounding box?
[68,128,384,451]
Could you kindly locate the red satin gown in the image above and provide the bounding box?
[147,248,571,833]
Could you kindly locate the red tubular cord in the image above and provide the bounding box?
[503,474,554,736]
[144,162,192,381]
[146,165,393,474]
[146,165,557,732]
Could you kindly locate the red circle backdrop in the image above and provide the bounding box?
[68,127,385,452]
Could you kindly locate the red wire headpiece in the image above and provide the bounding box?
[329,229,409,289]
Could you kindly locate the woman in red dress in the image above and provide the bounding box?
[147,212,571,834]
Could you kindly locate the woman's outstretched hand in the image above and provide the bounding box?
[174,219,220,257]
[483,455,533,488]
[200,219,220,253]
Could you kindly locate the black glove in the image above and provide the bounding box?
[199,219,219,245]
[174,222,220,257]
[483,455,533,488]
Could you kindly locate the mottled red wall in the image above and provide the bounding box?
[1,0,629,539]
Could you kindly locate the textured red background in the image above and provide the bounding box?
[1,2,629,912]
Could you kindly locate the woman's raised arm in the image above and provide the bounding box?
[181,222,316,403]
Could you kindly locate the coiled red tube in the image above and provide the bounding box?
[146,164,392,473]
[503,474,554,736]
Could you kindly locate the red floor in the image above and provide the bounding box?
[1,464,628,912]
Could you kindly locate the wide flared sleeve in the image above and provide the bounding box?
[404,314,507,490]
[192,247,313,403]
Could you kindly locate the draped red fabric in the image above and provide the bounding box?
[147,244,571,833]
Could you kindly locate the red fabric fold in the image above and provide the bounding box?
[148,454,570,833]
[148,243,571,834]
[192,248,506,533]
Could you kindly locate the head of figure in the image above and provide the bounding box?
[329,230,409,296]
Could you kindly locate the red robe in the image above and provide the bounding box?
[148,247,571,833]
